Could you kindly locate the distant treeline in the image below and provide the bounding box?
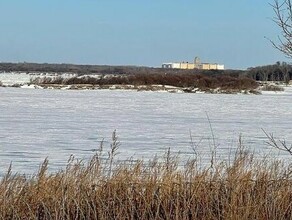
[1,62,291,82]
[0,62,238,76]
[246,62,292,83]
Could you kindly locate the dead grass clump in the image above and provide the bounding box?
[261,84,285,91]
[0,134,291,219]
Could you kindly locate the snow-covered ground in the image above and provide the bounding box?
[0,84,291,175]
[0,72,32,86]
[0,72,77,86]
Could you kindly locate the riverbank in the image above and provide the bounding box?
[1,141,291,219]
[1,72,291,95]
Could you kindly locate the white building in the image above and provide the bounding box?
[162,57,224,70]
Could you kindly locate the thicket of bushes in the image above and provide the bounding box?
[246,62,292,83]
[31,73,258,91]
[0,133,291,219]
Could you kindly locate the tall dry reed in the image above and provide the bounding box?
[0,133,291,219]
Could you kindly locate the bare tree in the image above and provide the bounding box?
[271,0,292,58]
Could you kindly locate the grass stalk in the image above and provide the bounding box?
[0,133,291,219]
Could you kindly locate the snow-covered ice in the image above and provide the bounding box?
[0,73,291,175]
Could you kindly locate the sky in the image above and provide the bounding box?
[0,0,290,69]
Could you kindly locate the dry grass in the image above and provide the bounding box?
[30,73,258,91]
[0,134,291,219]
[261,84,285,92]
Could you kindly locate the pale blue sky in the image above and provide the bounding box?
[0,0,289,69]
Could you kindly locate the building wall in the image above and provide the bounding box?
[217,65,224,70]
[187,63,196,69]
[201,63,224,70]
[172,63,181,69]
[179,63,196,69]
[162,60,224,70]
[201,64,211,70]
[210,64,218,70]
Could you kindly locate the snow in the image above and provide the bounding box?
[20,84,43,89]
[0,72,31,86]
[0,73,291,175]
[0,72,76,86]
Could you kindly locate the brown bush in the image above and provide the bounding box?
[31,73,259,91]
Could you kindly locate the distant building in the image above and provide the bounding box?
[162,57,224,70]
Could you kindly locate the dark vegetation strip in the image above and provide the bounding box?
[31,74,258,91]
[0,62,236,75]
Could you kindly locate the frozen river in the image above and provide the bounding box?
[0,86,292,175]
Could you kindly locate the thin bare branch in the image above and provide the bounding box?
[262,129,292,156]
[270,0,292,57]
